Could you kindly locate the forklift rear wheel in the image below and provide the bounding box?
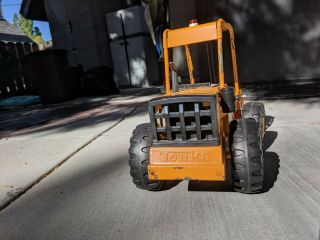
[129,123,176,191]
[231,118,264,193]
[242,102,266,141]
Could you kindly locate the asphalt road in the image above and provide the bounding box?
[1,98,320,240]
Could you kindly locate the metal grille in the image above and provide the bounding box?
[149,95,219,146]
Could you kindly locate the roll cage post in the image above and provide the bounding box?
[162,19,240,97]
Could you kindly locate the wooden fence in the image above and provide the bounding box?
[0,41,39,99]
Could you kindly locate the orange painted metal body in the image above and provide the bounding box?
[148,19,242,181]
[149,146,225,181]
[163,19,240,96]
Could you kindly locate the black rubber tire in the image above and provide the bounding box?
[231,118,264,193]
[242,102,266,141]
[129,123,172,191]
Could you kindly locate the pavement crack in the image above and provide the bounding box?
[0,105,140,212]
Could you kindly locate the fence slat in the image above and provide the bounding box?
[22,42,37,95]
[0,41,9,98]
[6,42,20,96]
[0,41,40,99]
[0,42,18,98]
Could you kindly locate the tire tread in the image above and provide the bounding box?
[231,118,264,193]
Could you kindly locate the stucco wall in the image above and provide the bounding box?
[169,0,320,82]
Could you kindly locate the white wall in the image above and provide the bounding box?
[44,0,122,70]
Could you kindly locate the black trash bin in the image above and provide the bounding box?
[24,49,75,104]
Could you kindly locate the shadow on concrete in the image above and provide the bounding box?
[1,80,320,139]
[265,115,275,129]
[263,130,277,151]
[0,88,160,139]
[243,80,320,102]
[18,102,147,136]
[261,131,280,193]
[261,152,280,193]
[0,151,129,237]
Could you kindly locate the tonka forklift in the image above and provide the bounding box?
[129,19,266,193]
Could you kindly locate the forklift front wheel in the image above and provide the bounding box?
[242,102,266,142]
[129,123,178,191]
[231,118,264,193]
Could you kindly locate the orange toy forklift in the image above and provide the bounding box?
[129,19,265,193]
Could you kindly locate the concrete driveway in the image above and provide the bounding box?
[0,95,320,240]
